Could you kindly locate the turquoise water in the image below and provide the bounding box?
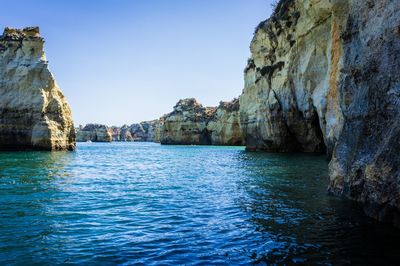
[0,142,399,265]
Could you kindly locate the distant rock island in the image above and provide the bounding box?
[0,27,75,150]
[76,124,112,142]
[76,98,244,146]
[76,121,159,143]
[113,120,159,142]
[159,98,244,146]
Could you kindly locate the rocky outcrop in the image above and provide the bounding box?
[207,99,244,145]
[159,98,244,145]
[130,120,158,142]
[239,0,338,153]
[111,126,121,141]
[0,27,75,151]
[76,124,112,142]
[155,116,165,143]
[328,0,400,226]
[159,98,215,145]
[240,0,400,225]
[119,125,134,141]
[109,120,160,142]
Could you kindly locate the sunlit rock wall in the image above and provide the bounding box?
[240,0,400,226]
[0,27,75,150]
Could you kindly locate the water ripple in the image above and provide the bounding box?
[0,142,400,265]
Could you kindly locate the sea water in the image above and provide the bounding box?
[0,142,399,265]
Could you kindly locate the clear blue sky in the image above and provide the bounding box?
[1,0,272,126]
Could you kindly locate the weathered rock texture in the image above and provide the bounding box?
[130,120,159,142]
[0,27,75,150]
[111,126,121,141]
[207,99,245,145]
[119,125,134,141]
[240,0,400,225]
[159,98,244,145]
[240,0,338,153]
[159,98,215,145]
[76,124,112,142]
[109,120,160,142]
[328,0,400,226]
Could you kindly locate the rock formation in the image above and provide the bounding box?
[130,120,158,142]
[119,125,134,141]
[207,99,244,146]
[154,116,165,143]
[240,0,400,225]
[108,121,160,142]
[159,98,244,145]
[111,126,121,141]
[328,0,400,226]
[76,124,112,142]
[0,27,75,151]
[159,98,215,145]
[239,0,336,153]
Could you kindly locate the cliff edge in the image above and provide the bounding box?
[240,0,400,225]
[159,98,244,145]
[0,27,75,150]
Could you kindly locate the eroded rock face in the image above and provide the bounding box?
[109,121,160,142]
[241,0,400,225]
[0,27,75,151]
[159,98,244,145]
[328,0,400,225]
[239,0,343,153]
[76,124,112,142]
[130,120,158,142]
[111,126,121,141]
[119,125,134,141]
[207,99,244,146]
[159,98,215,145]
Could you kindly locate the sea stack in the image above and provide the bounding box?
[0,27,75,151]
[130,120,159,142]
[76,124,112,142]
[159,98,244,145]
[207,98,244,146]
[240,0,400,225]
[159,98,216,145]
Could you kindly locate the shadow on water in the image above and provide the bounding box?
[236,151,400,265]
[0,151,74,264]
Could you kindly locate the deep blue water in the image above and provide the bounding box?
[0,142,400,265]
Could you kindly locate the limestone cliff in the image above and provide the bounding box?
[119,125,134,141]
[111,126,121,141]
[241,0,400,225]
[155,116,165,143]
[207,99,244,146]
[159,98,214,145]
[0,27,75,150]
[240,0,342,153]
[109,120,159,142]
[328,0,400,225]
[76,124,112,142]
[130,120,158,142]
[159,98,244,145]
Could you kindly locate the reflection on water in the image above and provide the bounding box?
[237,152,400,264]
[0,143,399,265]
